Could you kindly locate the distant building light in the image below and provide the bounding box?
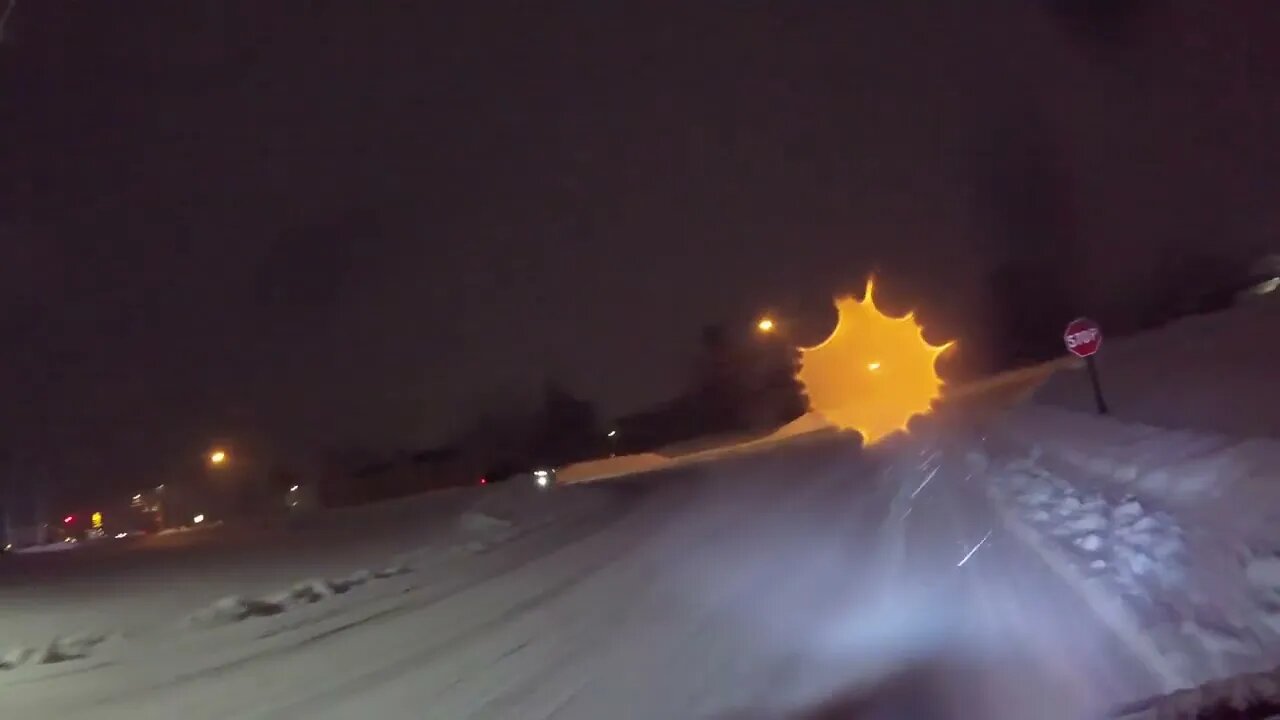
[193,514,205,524]
[289,485,300,493]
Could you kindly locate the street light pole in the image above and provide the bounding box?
[155,484,166,530]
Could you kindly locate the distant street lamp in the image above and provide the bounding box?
[208,449,227,466]
[756,317,776,333]
[607,429,619,457]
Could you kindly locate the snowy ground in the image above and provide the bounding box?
[975,295,1280,716]
[6,296,1277,717]
[0,480,613,658]
[980,407,1280,706]
[0,421,1175,719]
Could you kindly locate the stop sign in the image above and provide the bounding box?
[1063,317,1102,357]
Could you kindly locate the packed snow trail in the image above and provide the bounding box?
[0,436,1164,719]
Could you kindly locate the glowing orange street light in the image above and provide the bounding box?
[756,317,776,333]
[209,449,227,466]
[797,278,954,445]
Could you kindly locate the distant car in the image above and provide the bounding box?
[479,462,556,489]
[532,468,556,488]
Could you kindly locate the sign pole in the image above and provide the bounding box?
[1085,355,1108,415]
[1063,317,1108,416]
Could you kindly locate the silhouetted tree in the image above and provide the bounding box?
[687,323,756,434]
[987,260,1076,365]
[758,342,808,425]
[1140,251,1250,328]
[976,93,1080,368]
[531,380,599,465]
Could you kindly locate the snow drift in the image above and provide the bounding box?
[1032,293,1279,439]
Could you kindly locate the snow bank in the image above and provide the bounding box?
[0,555,417,673]
[980,411,1280,694]
[0,632,112,673]
[558,413,840,485]
[1032,293,1280,439]
[999,405,1280,551]
[759,411,836,442]
[1116,664,1280,718]
[557,361,1082,489]
[556,453,675,484]
[186,564,408,630]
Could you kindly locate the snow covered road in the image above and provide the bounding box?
[1,435,1166,719]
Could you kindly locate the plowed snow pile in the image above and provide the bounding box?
[1032,293,1279,440]
[982,293,1280,712]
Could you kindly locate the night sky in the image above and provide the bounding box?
[3,2,1279,507]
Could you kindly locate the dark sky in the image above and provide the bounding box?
[3,2,1279,507]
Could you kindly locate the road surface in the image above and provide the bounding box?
[0,432,1162,719]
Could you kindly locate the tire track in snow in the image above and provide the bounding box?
[226,479,697,718]
[468,450,876,720]
[4,487,642,719]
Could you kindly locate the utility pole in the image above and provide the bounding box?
[2,453,12,549]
